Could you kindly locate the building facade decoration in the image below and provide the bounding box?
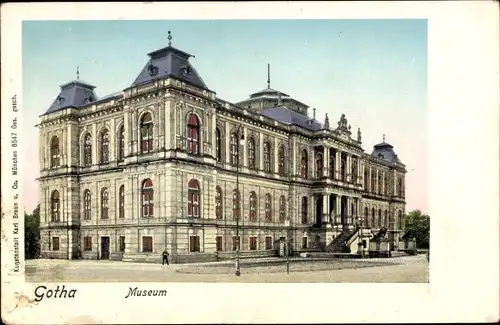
[37,35,407,262]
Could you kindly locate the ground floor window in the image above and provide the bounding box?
[302,237,308,249]
[52,237,60,251]
[249,237,257,250]
[232,236,240,251]
[189,235,200,252]
[265,236,273,250]
[84,236,92,251]
[142,236,153,253]
[216,236,223,251]
[119,236,126,252]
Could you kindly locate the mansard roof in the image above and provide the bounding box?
[43,80,99,115]
[261,106,322,131]
[371,141,402,164]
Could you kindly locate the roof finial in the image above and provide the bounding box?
[76,66,80,80]
[267,63,271,89]
[383,134,386,143]
[168,31,172,47]
[313,108,316,119]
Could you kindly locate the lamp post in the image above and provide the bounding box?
[235,125,245,277]
[285,219,290,275]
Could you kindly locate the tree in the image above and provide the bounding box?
[404,210,430,249]
[25,204,40,259]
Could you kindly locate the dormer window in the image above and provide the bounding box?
[182,66,191,76]
[148,64,159,77]
[57,96,65,105]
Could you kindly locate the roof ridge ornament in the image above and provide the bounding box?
[383,134,386,143]
[168,30,172,47]
[335,113,351,135]
[267,63,271,89]
[76,66,80,80]
[324,113,329,129]
[357,127,362,142]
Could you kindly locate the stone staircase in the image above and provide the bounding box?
[325,227,359,253]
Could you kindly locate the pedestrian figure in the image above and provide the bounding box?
[162,249,170,266]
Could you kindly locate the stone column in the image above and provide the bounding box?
[164,100,172,149]
[346,155,352,183]
[335,151,341,180]
[323,146,329,178]
[322,194,329,223]
[243,127,248,168]
[92,124,97,165]
[131,110,137,155]
[310,149,315,179]
[274,137,279,174]
[335,195,341,225]
[67,123,73,167]
[259,134,264,171]
[109,118,116,162]
[225,122,230,164]
[211,112,216,157]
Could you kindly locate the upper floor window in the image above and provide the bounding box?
[301,196,308,224]
[300,150,308,179]
[378,209,382,228]
[100,128,110,164]
[364,207,369,227]
[384,176,388,196]
[398,210,403,229]
[364,170,369,189]
[371,171,376,193]
[215,128,222,163]
[140,113,154,154]
[278,145,286,176]
[83,189,92,220]
[371,208,375,227]
[51,190,60,222]
[249,191,257,221]
[187,179,200,217]
[378,174,382,194]
[101,188,109,219]
[397,178,403,197]
[351,158,358,183]
[264,193,272,222]
[263,141,271,172]
[315,153,323,179]
[340,157,347,182]
[232,188,240,220]
[230,133,238,166]
[279,195,286,222]
[83,133,92,167]
[117,125,125,162]
[247,137,256,169]
[50,136,60,168]
[187,113,200,155]
[215,186,222,219]
[329,155,335,180]
[119,185,125,218]
[142,178,154,218]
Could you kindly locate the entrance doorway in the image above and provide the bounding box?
[101,236,110,260]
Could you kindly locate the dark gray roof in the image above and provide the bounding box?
[43,80,99,115]
[261,106,322,131]
[250,87,289,99]
[131,45,208,90]
[371,142,402,163]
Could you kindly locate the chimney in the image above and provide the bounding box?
[313,108,316,120]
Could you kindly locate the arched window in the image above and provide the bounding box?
[371,208,375,228]
[232,189,240,220]
[140,113,154,154]
[83,133,92,167]
[398,210,403,229]
[215,128,222,163]
[384,175,388,196]
[364,207,369,227]
[300,150,308,179]
[100,129,110,164]
[51,190,60,222]
[340,157,346,181]
[249,191,257,221]
[378,209,382,228]
[142,179,154,218]
[384,210,388,227]
[215,186,223,219]
[352,159,358,183]
[247,138,256,169]
[264,194,272,222]
[187,113,200,155]
[230,133,238,166]
[398,178,403,197]
[301,196,308,224]
[278,145,286,176]
[50,136,60,168]
[329,155,335,180]
[263,141,271,172]
[83,190,92,220]
[101,188,109,219]
[119,185,125,218]
[187,179,200,217]
[316,153,323,179]
[371,171,376,193]
[117,125,125,162]
[279,195,286,222]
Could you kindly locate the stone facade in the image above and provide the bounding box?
[37,39,406,263]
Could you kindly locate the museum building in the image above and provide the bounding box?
[37,33,407,262]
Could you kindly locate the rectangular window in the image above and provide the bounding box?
[119,236,126,252]
[189,235,200,252]
[265,236,273,250]
[302,237,308,249]
[52,237,60,251]
[84,236,92,251]
[232,236,240,251]
[142,236,153,253]
[249,237,257,251]
[216,236,223,251]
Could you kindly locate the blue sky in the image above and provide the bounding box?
[22,19,427,213]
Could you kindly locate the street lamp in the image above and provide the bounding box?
[235,125,245,277]
[285,219,290,275]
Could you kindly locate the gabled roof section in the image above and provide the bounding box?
[131,42,208,90]
[43,80,99,115]
[261,106,322,131]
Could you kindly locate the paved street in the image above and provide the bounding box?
[25,254,428,283]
